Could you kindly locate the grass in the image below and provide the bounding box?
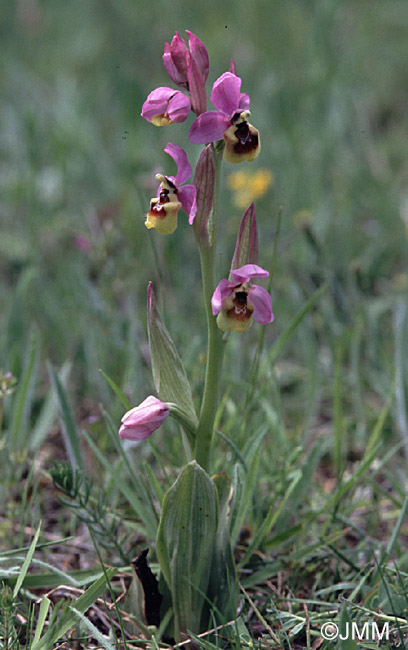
[1,0,408,648]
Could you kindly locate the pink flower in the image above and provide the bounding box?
[163,30,209,115]
[145,143,197,235]
[74,234,92,252]
[119,396,169,441]
[141,87,191,126]
[189,72,260,163]
[211,264,273,333]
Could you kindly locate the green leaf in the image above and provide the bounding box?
[156,461,217,641]
[207,473,237,623]
[147,283,198,431]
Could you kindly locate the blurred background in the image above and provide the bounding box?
[1,0,408,443]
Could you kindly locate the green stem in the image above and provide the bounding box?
[194,147,225,471]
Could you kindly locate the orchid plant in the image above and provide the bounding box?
[121,31,273,642]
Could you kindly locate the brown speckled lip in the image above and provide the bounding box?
[233,122,259,155]
[227,289,254,321]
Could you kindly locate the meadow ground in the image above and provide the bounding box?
[1,1,408,648]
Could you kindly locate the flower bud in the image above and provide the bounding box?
[119,396,169,441]
[231,202,258,271]
[192,145,215,246]
[163,31,209,115]
[141,88,191,126]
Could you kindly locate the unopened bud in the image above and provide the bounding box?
[231,202,258,271]
[192,145,215,246]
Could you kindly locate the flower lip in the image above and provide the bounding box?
[223,112,260,164]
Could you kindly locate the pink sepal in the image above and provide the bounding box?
[211,279,235,315]
[210,72,243,116]
[249,285,274,324]
[230,264,269,284]
[179,185,197,223]
[189,110,230,144]
[164,143,192,185]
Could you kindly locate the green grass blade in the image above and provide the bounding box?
[216,429,248,471]
[83,430,158,539]
[0,536,73,557]
[238,470,302,569]
[320,445,380,514]
[143,460,164,505]
[31,569,116,650]
[13,521,41,598]
[32,597,51,646]
[99,368,131,409]
[69,606,116,650]
[2,566,112,589]
[386,495,408,557]
[269,282,327,364]
[30,362,71,451]
[101,408,162,524]
[333,341,344,484]
[48,362,83,468]
[101,406,159,501]
[10,330,40,457]
[230,429,268,544]
[363,380,394,462]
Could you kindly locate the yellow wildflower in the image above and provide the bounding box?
[227,169,274,209]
